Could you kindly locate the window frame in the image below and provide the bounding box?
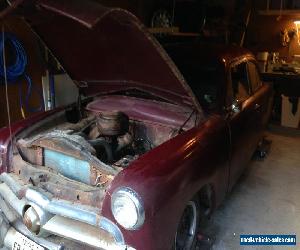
[246,60,263,94]
[227,59,252,107]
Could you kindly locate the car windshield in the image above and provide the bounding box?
[176,64,220,112]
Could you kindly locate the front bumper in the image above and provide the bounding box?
[0,173,135,250]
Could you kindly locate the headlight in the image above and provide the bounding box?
[111,187,145,230]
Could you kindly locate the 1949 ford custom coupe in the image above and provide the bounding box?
[0,1,273,250]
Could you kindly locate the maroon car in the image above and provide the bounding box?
[0,1,273,250]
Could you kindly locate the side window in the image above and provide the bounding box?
[230,62,251,102]
[247,61,262,92]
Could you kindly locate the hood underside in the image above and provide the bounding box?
[4,0,202,111]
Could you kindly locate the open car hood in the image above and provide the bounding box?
[4,0,202,111]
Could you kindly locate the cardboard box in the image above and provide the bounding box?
[281,95,300,128]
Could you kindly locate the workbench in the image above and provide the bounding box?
[261,70,300,97]
[261,70,300,126]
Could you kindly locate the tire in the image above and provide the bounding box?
[173,197,202,250]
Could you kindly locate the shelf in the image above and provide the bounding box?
[258,9,300,16]
[148,27,180,34]
[148,27,200,37]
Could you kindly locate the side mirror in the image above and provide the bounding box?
[224,99,241,118]
[231,99,241,113]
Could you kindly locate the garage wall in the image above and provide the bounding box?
[42,74,78,110]
[0,17,45,128]
[246,0,300,60]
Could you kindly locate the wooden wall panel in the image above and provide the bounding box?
[246,0,300,59]
[0,17,45,128]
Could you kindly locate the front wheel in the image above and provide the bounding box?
[173,198,200,250]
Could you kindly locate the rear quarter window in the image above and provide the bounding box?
[247,61,262,93]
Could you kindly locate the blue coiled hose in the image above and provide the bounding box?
[0,32,44,114]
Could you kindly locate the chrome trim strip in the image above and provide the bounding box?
[25,188,125,244]
[0,183,25,216]
[13,221,63,250]
[0,211,62,250]
[0,173,125,245]
[0,173,23,194]
[43,216,128,250]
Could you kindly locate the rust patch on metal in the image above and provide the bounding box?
[12,155,107,208]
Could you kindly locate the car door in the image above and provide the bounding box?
[227,59,261,191]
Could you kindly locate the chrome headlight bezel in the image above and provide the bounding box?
[111,187,145,230]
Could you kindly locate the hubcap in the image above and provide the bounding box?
[175,201,197,250]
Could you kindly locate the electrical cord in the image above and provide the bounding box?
[0,32,44,116]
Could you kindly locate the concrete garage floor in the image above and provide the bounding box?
[206,129,300,250]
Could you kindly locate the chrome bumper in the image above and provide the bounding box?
[0,173,135,250]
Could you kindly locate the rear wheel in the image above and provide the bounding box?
[173,198,200,250]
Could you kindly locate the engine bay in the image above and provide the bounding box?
[11,96,197,206]
[16,110,176,181]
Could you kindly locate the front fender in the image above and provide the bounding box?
[0,108,64,173]
[102,115,230,250]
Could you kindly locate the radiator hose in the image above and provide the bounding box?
[0,32,44,115]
